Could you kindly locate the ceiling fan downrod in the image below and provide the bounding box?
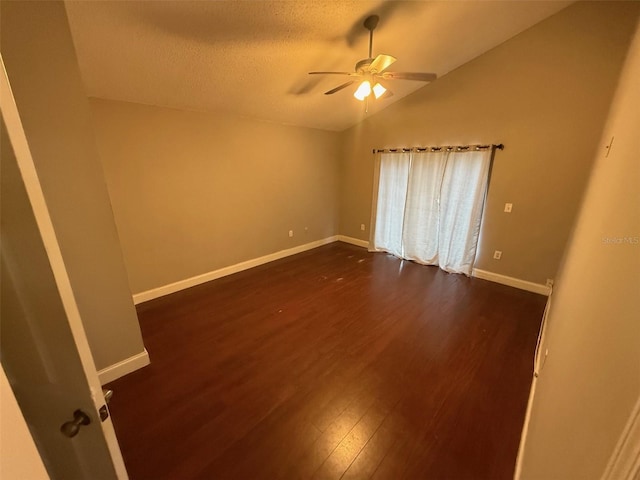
[364,15,379,60]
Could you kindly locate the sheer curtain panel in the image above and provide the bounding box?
[371,152,410,257]
[370,149,491,276]
[402,151,448,265]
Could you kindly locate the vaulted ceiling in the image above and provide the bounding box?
[65,1,572,132]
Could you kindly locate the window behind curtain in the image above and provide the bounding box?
[370,149,491,276]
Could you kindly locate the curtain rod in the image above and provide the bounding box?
[373,143,504,154]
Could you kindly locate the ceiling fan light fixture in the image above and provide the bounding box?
[310,15,436,101]
[354,80,372,101]
[372,82,386,99]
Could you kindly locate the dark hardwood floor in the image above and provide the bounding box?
[106,242,546,480]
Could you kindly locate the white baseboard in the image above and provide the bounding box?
[472,269,551,296]
[336,235,369,249]
[132,237,546,307]
[98,348,150,385]
[132,236,339,304]
[514,375,538,479]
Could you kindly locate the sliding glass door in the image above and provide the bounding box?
[370,148,491,276]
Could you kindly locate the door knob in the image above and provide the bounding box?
[60,409,91,438]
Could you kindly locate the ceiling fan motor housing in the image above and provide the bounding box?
[355,58,375,74]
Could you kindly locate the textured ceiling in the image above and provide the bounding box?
[65,1,572,131]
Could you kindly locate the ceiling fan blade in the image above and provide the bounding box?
[369,54,397,73]
[381,72,437,82]
[324,80,356,95]
[309,71,354,76]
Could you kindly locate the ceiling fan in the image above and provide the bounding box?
[309,15,437,101]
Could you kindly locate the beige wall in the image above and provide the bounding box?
[89,99,341,294]
[518,18,640,478]
[1,1,145,371]
[339,1,639,285]
[1,366,49,480]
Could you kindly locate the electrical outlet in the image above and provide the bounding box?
[504,203,513,213]
[288,230,294,238]
[493,250,502,260]
[360,224,366,231]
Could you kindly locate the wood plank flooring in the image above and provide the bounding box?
[106,242,546,479]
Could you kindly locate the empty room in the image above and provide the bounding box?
[1,1,639,479]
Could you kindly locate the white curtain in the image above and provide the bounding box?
[372,152,410,258]
[370,149,491,276]
[402,151,447,265]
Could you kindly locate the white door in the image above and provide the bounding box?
[0,57,128,479]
